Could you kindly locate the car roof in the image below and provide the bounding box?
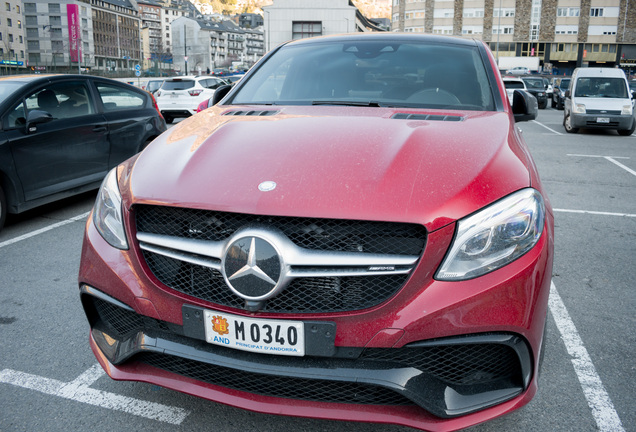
[282,32,481,49]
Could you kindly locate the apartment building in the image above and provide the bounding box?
[392,0,636,75]
[171,16,264,74]
[1,0,27,72]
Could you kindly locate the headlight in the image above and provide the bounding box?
[622,104,632,115]
[573,104,586,114]
[436,189,545,281]
[93,168,128,249]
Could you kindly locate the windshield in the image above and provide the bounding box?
[574,77,629,98]
[0,82,25,105]
[559,79,571,90]
[523,78,545,89]
[162,80,195,90]
[505,81,525,89]
[231,40,495,110]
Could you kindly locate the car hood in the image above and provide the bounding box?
[574,97,632,110]
[128,106,531,232]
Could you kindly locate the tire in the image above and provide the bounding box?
[0,185,7,233]
[557,99,564,110]
[617,120,636,136]
[563,113,579,134]
[551,97,556,108]
[539,100,547,109]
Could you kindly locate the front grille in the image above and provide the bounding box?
[141,250,410,313]
[137,352,413,406]
[135,205,425,313]
[586,109,621,115]
[361,344,520,386]
[135,205,426,256]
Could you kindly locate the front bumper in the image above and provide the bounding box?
[79,208,553,431]
[571,112,634,130]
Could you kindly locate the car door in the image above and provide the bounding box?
[6,79,109,201]
[93,80,158,166]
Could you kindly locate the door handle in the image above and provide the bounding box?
[93,125,107,133]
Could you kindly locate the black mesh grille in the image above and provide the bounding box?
[135,205,426,256]
[361,343,520,386]
[137,352,414,406]
[135,205,425,313]
[93,297,145,339]
[141,249,410,313]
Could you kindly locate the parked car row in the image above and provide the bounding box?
[502,75,550,109]
[154,75,244,122]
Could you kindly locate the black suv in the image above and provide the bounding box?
[521,77,548,109]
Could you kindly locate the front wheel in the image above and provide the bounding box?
[617,120,636,136]
[564,113,579,134]
[0,185,7,233]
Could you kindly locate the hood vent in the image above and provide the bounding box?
[392,113,464,122]
[223,110,279,117]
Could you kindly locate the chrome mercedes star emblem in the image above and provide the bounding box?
[228,237,276,285]
[222,234,283,300]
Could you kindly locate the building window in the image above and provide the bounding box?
[292,21,322,40]
[5,2,10,11]
[590,8,604,17]
[557,7,579,17]
[7,18,12,27]
[433,9,453,18]
[555,25,579,35]
[492,26,514,34]
[463,8,484,18]
[493,8,515,17]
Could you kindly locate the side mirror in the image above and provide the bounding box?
[512,90,538,123]
[564,89,571,98]
[212,85,232,105]
[26,109,55,134]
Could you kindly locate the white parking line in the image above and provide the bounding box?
[0,365,190,425]
[567,154,636,177]
[0,212,90,249]
[532,120,563,135]
[554,208,636,218]
[549,282,625,431]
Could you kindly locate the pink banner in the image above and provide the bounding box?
[67,4,81,62]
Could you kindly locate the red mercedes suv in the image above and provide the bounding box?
[79,33,553,431]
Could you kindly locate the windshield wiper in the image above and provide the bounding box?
[311,100,384,107]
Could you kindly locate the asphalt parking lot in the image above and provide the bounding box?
[0,107,634,432]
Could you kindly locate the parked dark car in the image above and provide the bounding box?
[79,33,552,432]
[0,74,166,231]
[552,77,571,109]
[521,76,548,109]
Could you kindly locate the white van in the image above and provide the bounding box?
[563,67,635,135]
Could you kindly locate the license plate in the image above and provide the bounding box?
[597,117,610,123]
[170,93,178,98]
[203,310,305,356]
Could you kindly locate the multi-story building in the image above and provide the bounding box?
[391,0,636,75]
[1,0,27,72]
[21,0,93,73]
[171,16,265,74]
[262,0,385,53]
[138,0,164,71]
[91,0,141,73]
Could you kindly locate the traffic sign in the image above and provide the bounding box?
[135,64,141,71]
[135,70,141,77]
